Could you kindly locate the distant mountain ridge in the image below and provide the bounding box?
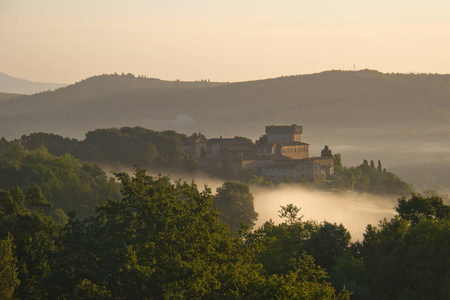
[1,70,450,139]
[0,73,225,117]
[0,72,67,94]
[1,69,450,192]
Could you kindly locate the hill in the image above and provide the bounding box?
[0,92,24,101]
[0,73,224,117]
[0,72,67,94]
[1,70,450,192]
[2,70,450,137]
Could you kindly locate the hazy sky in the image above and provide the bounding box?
[1,0,449,83]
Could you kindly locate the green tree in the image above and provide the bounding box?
[0,188,58,299]
[377,160,382,172]
[334,154,343,170]
[304,221,351,271]
[47,170,244,298]
[0,146,121,218]
[395,193,450,225]
[214,181,258,232]
[0,235,20,299]
[321,145,333,158]
[343,195,450,299]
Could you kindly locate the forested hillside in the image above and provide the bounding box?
[0,127,413,197]
[0,93,23,102]
[1,70,449,139]
[1,169,448,299]
[1,70,450,192]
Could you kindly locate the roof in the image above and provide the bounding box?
[277,142,309,146]
[266,124,303,134]
[208,138,253,144]
[194,136,207,143]
[259,142,309,147]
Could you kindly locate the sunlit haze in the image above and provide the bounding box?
[1,0,449,83]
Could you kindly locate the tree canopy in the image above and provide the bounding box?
[214,181,259,232]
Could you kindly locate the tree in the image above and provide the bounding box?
[321,145,333,158]
[339,195,450,299]
[47,170,249,298]
[246,205,312,274]
[214,181,258,232]
[0,147,121,218]
[377,160,382,172]
[0,188,58,299]
[304,222,351,271]
[334,154,343,170]
[395,194,450,225]
[0,235,20,299]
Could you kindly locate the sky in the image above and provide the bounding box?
[1,0,449,84]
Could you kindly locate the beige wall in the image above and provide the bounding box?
[279,145,309,159]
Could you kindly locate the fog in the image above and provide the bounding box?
[252,185,397,241]
[175,174,399,242]
[101,166,398,241]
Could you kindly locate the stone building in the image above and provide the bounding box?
[207,137,255,158]
[185,124,333,181]
[182,135,207,158]
[308,157,334,176]
[266,124,303,143]
[257,124,309,159]
[262,159,323,182]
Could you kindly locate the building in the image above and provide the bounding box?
[207,137,255,158]
[262,159,324,182]
[190,124,333,181]
[182,135,207,159]
[308,157,334,176]
[258,124,309,159]
[266,124,303,143]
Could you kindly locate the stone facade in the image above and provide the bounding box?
[266,124,303,143]
[188,124,334,181]
[262,159,323,182]
[277,142,309,159]
[308,157,334,176]
[207,137,255,158]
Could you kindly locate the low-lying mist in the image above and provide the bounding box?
[159,172,398,241]
[100,165,398,241]
[252,185,397,241]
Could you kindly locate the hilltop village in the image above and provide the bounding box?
[183,124,334,182]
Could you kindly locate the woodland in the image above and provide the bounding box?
[0,127,449,299]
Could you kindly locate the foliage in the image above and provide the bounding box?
[321,145,333,158]
[247,205,350,276]
[2,163,447,298]
[0,187,58,299]
[0,143,121,218]
[214,181,258,232]
[248,176,274,188]
[0,234,20,299]
[337,195,450,299]
[329,157,413,196]
[303,221,351,271]
[14,127,200,172]
[45,170,347,299]
[396,193,450,224]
